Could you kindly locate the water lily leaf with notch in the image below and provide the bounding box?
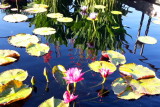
[33,27,56,36]
[88,61,116,72]
[119,63,156,79]
[111,11,122,15]
[8,33,39,47]
[125,76,160,95]
[0,80,32,106]
[0,4,11,9]
[24,7,47,14]
[39,96,69,107]
[0,50,20,66]
[52,65,66,85]
[138,36,157,44]
[47,13,63,19]
[3,14,28,23]
[26,43,50,57]
[102,50,126,66]
[0,69,28,86]
[112,76,144,100]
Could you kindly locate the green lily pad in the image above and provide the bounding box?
[52,65,66,85]
[3,14,28,23]
[47,13,63,19]
[26,43,50,57]
[102,50,126,66]
[0,50,20,66]
[24,7,47,14]
[0,80,32,106]
[39,96,69,107]
[138,36,157,44]
[0,69,28,86]
[33,27,56,36]
[33,4,49,8]
[88,61,116,72]
[119,63,156,79]
[8,33,39,47]
[111,11,122,15]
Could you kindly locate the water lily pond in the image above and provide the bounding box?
[1,0,160,107]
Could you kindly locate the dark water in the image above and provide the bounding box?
[0,0,160,107]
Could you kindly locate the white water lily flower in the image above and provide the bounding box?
[3,14,28,23]
[8,33,39,47]
[24,7,47,14]
[57,17,73,22]
[47,13,63,18]
[33,27,56,35]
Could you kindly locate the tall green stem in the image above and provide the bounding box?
[92,20,96,31]
[102,77,106,84]
[73,82,77,93]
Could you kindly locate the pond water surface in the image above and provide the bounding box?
[0,0,160,107]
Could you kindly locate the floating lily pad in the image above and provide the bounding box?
[0,80,32,105]
[33,4,49,8]
[0,69,28,86]
[26,43,50,56]
[0,4,11,9]
[57,17,73,22]
[0,50,20,66]
[88,61,116,72]
[47,13,63,19]
[111,11,122,15]
[119,63,155,79]
[33,27,56,35]
[3,14,28,23]
[152,20,160,24]
[24,7,47,14]
[10,8,18,11]
[138,36,157,44]
[112,76,144,100]
[94,5,105,9]
[112,26,120,29]
[102,50,126,66]
[39,96,69,107]
[8,33,39,47]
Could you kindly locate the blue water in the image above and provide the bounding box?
[1,1,160,107]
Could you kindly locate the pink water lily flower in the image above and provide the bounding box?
[99,68,113,78]
[89,12,98,20]
[63,91,78,103]
[63,67,84,84]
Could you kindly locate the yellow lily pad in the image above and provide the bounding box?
[47,13,63,19]
[111,11,122,15]
[119,63,156,79]
[0,80,32,106]
[0,69,28,86]
[57,17,73,22]
[8,33,39,47]
[152,20,160,24]
[39,96,69,107]
[3,14,28,23]
[138,36,157,44]
[33,4,49,8]
[24,7,47,14]
[0,50,20,66]
[26,43,50,57]
[33,27,56,35]
[88,61,116,72]
[0,4,11,9]
[94,5,105,9]
[102,50,126,66]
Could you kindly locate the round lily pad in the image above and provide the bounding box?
[152,20,160,24]
[111,11,122,15]
[47,13,63,19]
[0,4,11,9]
[33,4,49,8]
[0,50,20,66]
[102,50,126,66]
[24,7,47,14]
[3,14,28,23]
[138,36,157,44]
[33,27,56,35]
[0,69,28,86]
[119,63,156,80]
[0,80,32,106]
[57,17,73,22]
[26,43,50,56]
[8,33,39,47]
[88,61,116,73]
[94,5,105,9]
